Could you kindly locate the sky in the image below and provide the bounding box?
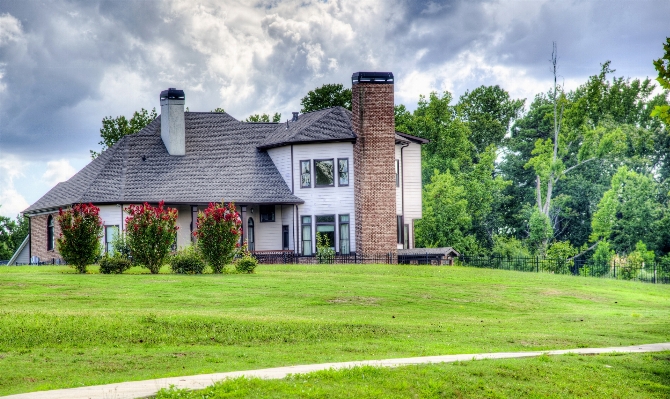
[0,0,668,217]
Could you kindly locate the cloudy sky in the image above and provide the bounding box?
[0,0,668,217]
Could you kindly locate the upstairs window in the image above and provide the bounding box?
[338,158,349,186]
[260,205,275,222]
[314,159,334,187]
[300,160,311,188]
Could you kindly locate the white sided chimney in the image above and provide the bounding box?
[160,88,186,156]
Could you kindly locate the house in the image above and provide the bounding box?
[19,71,428,264]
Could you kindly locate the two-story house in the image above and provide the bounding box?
[17,71,428,263]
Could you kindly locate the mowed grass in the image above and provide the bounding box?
[0,264,669,395]
[155,352,670,399]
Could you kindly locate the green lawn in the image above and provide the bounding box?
[1,264,669,396]
[155,352,670,398]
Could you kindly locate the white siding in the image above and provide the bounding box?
[99,205,124,228]
[175,205,192,249]
[292,142,356,253]
[402,142,422,249]
[15,242,30,264]
[267,146,293,191]
[247,205,283,250]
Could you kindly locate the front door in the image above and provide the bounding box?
[282,225,289,250]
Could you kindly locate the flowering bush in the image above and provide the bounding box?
[125,201,178,274]
[56,203,103,273]
[194,202,242,273]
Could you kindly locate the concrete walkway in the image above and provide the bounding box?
[6,343,670,399]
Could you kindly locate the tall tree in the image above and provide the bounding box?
[91,108,157,158]
[300,83,352,113]
[245,113,281,122]
[651,37,670,126]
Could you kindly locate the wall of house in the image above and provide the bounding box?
[267,146,293,191]
[247,204,283,251]
[291,142,356,254]
[14,240,30,264]
[403,142,422,249]
[30,212,62,263]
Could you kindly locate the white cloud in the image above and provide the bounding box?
[0,155,29,217]
[0,13,23,46]
[42,159,76,186]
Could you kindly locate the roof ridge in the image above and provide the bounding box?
[283,106,336,142]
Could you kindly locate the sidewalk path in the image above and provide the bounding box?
[6,343,670,399]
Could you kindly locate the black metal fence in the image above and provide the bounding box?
[459,255,670,284]
[251,251,400,265]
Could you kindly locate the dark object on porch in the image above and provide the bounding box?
[397,248,460,265]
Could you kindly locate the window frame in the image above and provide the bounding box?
[301,216,312,256]
[316,214,336,251]
[300,160,312,188]
[247,217,255,251]
[259,205,275,223]
[104,225,120,254]
[339,214,350,255]
[337,158,349,186]
[313,158,335,188]
[47,215,55,251]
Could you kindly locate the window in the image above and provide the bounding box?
[403,224,409,249]
[282,225,289,250]
[248,217,255,251]
[339,214,350,255]
[191,206,198,242]
[314,159,334,187]
[396,215,404,244]
[300,160,311,188]
[338,158,349,186]
[105,225,119,253]
[47,215,55,251]
[316,215,335,251]
[395,159,400,187]
[302,216,312,256]
[260,205,275,222]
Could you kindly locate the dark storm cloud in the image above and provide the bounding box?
[0,0,667,160]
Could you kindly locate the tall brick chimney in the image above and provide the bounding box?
[352,72,397,257]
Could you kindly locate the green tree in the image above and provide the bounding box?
[300,83,351,112]
[246,113,281,122]
[194,202,242,273]
[457,85,524,154]
[0,210,29,260]
[414,170,472,251]
[125,202,178,274]
[211,107,225,113]
[590,167,660,255]
[651,37,670,125]
[91,108,157,158]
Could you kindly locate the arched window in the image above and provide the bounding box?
[247,217,255,251]
[47,215,55,251]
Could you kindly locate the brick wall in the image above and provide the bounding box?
[30,213,63,263]
[352,80,397,256]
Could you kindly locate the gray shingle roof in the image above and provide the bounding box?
[258,107,356,149]
[24,112,305,213]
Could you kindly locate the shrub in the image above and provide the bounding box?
[99,254,132,274]
[56,203,103,273]
[316,232,335,264]
[125,201,178,274]
[194,202,242,273]
[110,231,132,261]
[235,255,258,274]
[170,246,206,274]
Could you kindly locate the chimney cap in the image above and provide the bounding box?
[160,88,185,100]
[292,112,299,122]
[352,72,394,84]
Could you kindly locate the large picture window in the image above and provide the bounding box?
[302,216,312,256]
[260,205,275,222]
[316,215,335,251]
[300,160,311,188]
[338,158,349,186]
[339,214,350,255]
[314,159,334,187]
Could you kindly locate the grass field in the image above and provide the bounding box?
[1,264,669,396]
[155,352,670,398]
